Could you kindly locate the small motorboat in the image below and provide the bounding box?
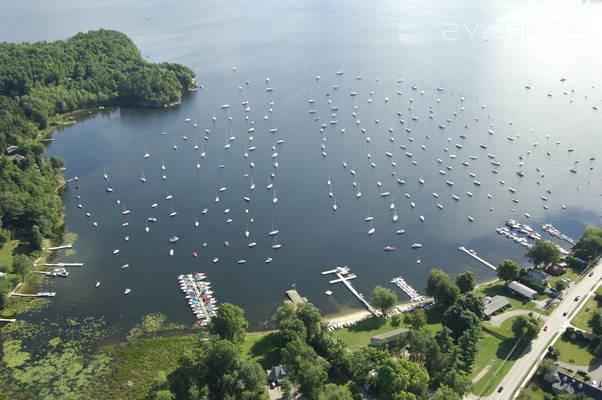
[212,257,219,263]
[265,257,273,263]
[237,259,246,264]
[192,252,197,258]
[384,246,396,251]
[410,243,422,249]
[95,281,101,288]
[123,288,131,295]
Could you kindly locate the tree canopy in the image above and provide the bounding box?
[426,269,460,310]
[497,259,520,282]
[573,226,602,263]
[371,285,398,313]
[511,314,542,343]
[456,271,475,293]
[208,303,248,344]
[525,240,560,268]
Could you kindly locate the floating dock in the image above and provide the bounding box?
[45,245,73,251]
[39,262,83,267]
[10,292,56,297]
[458,246,497,270]
[285,289,308,304]
[391,277,424,302]
[322,266,378,316]
[65,177,79,183]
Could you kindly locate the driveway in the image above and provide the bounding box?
[489,309,545,327]
[556,361,602,382]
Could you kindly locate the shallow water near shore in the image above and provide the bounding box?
[2,0,601,330]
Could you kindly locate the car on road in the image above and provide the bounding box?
[544,325,548,331]
[563,311,568,317]
[589,271,594,277]
[498,386,503,393]
[575,295,581,301]
[577,370,587,376]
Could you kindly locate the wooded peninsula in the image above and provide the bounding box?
[0,29,195,305]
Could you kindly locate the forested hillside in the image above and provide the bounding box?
[0,29,195,261]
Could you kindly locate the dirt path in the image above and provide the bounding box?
[472,361,493,383]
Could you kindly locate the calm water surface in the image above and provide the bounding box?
[2,0,601,328]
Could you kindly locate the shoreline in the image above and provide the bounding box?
[321,277,500,326]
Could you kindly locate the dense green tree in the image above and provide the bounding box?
[435,326,456,354]
[512,314,542,343]
[50,156,65,170]
[456,271,475,293]
[371,286,397,313]
[497,259,520,282]
[441,368,471,397]
[0,288,7,310]
[525,240,561,267]
[30,224,44,251]
[320,383,353,400]
[457,327,481,372]
[455,292,485,320]
[273,302,297,324]
[296,303,324,343]
[589,311,602,335]
[208,303,248,344]
[376,358,429,400]
[443,307,481,338]
[348,347,380,385]
[154,390,175,400]
[404,309,426,329]
[538,359,555,376]
[555,280,567,291]
[573,226,602,263]
[426,269,460,310]
[281,378,293,400]
[391,314,402,327]
[431,384,461,400]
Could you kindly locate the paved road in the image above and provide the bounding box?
[489,310,544,327]
[484,259,601,400]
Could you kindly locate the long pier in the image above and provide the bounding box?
[39,262,83,267]
[322,266,379,316]
[0,319,16,323]
[458,246,497,270]
[45,245,73,251]
[10,292,56,297]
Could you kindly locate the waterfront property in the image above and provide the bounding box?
[544,366,602,398]
[484,295,511,317]
[527,269,552,285]
[507,281,537,301]
[370,327,409,347]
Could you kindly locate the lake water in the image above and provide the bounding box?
[2,0,601,328]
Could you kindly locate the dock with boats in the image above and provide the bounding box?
[390,277,424,302]
[10,292,56,297]
[322,266,378,316]
[458,246,497,271]
[33,268,69,277]
[178,273,217,327]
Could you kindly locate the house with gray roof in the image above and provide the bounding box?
[508,281,537,301]
[544,366,602,399]
[527,269,551,285]
[266,365,287,386]
[484,295,511,317]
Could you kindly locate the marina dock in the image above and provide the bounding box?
[285,289,308,304]
[39,262,84,267]
[45,245,73,251]
[322,266,378,316]
[10,292,56,297]
[458,246,497,271]
[390,277,424,302]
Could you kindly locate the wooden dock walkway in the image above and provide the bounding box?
[458,246,497,271]
[0,319,16,323]
[39,262,83,267]
[10,292,56,297]
[286,289,308,305]
[322,266,379,316]
[45,245,73,251]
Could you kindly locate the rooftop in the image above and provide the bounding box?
[508,281,537,299]
[484,295,511,316]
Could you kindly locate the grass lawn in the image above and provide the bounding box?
[476,281,541,313]
[549,268,580,288]
[98,334,202,400]
[470,332,525,396]
[0,240,19,271]
[484,315,523,339]
[242,332,283,370]
[331,311,442,352]
[571,288,602,332]
[522,375,553,400]
[553,337,599,367]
